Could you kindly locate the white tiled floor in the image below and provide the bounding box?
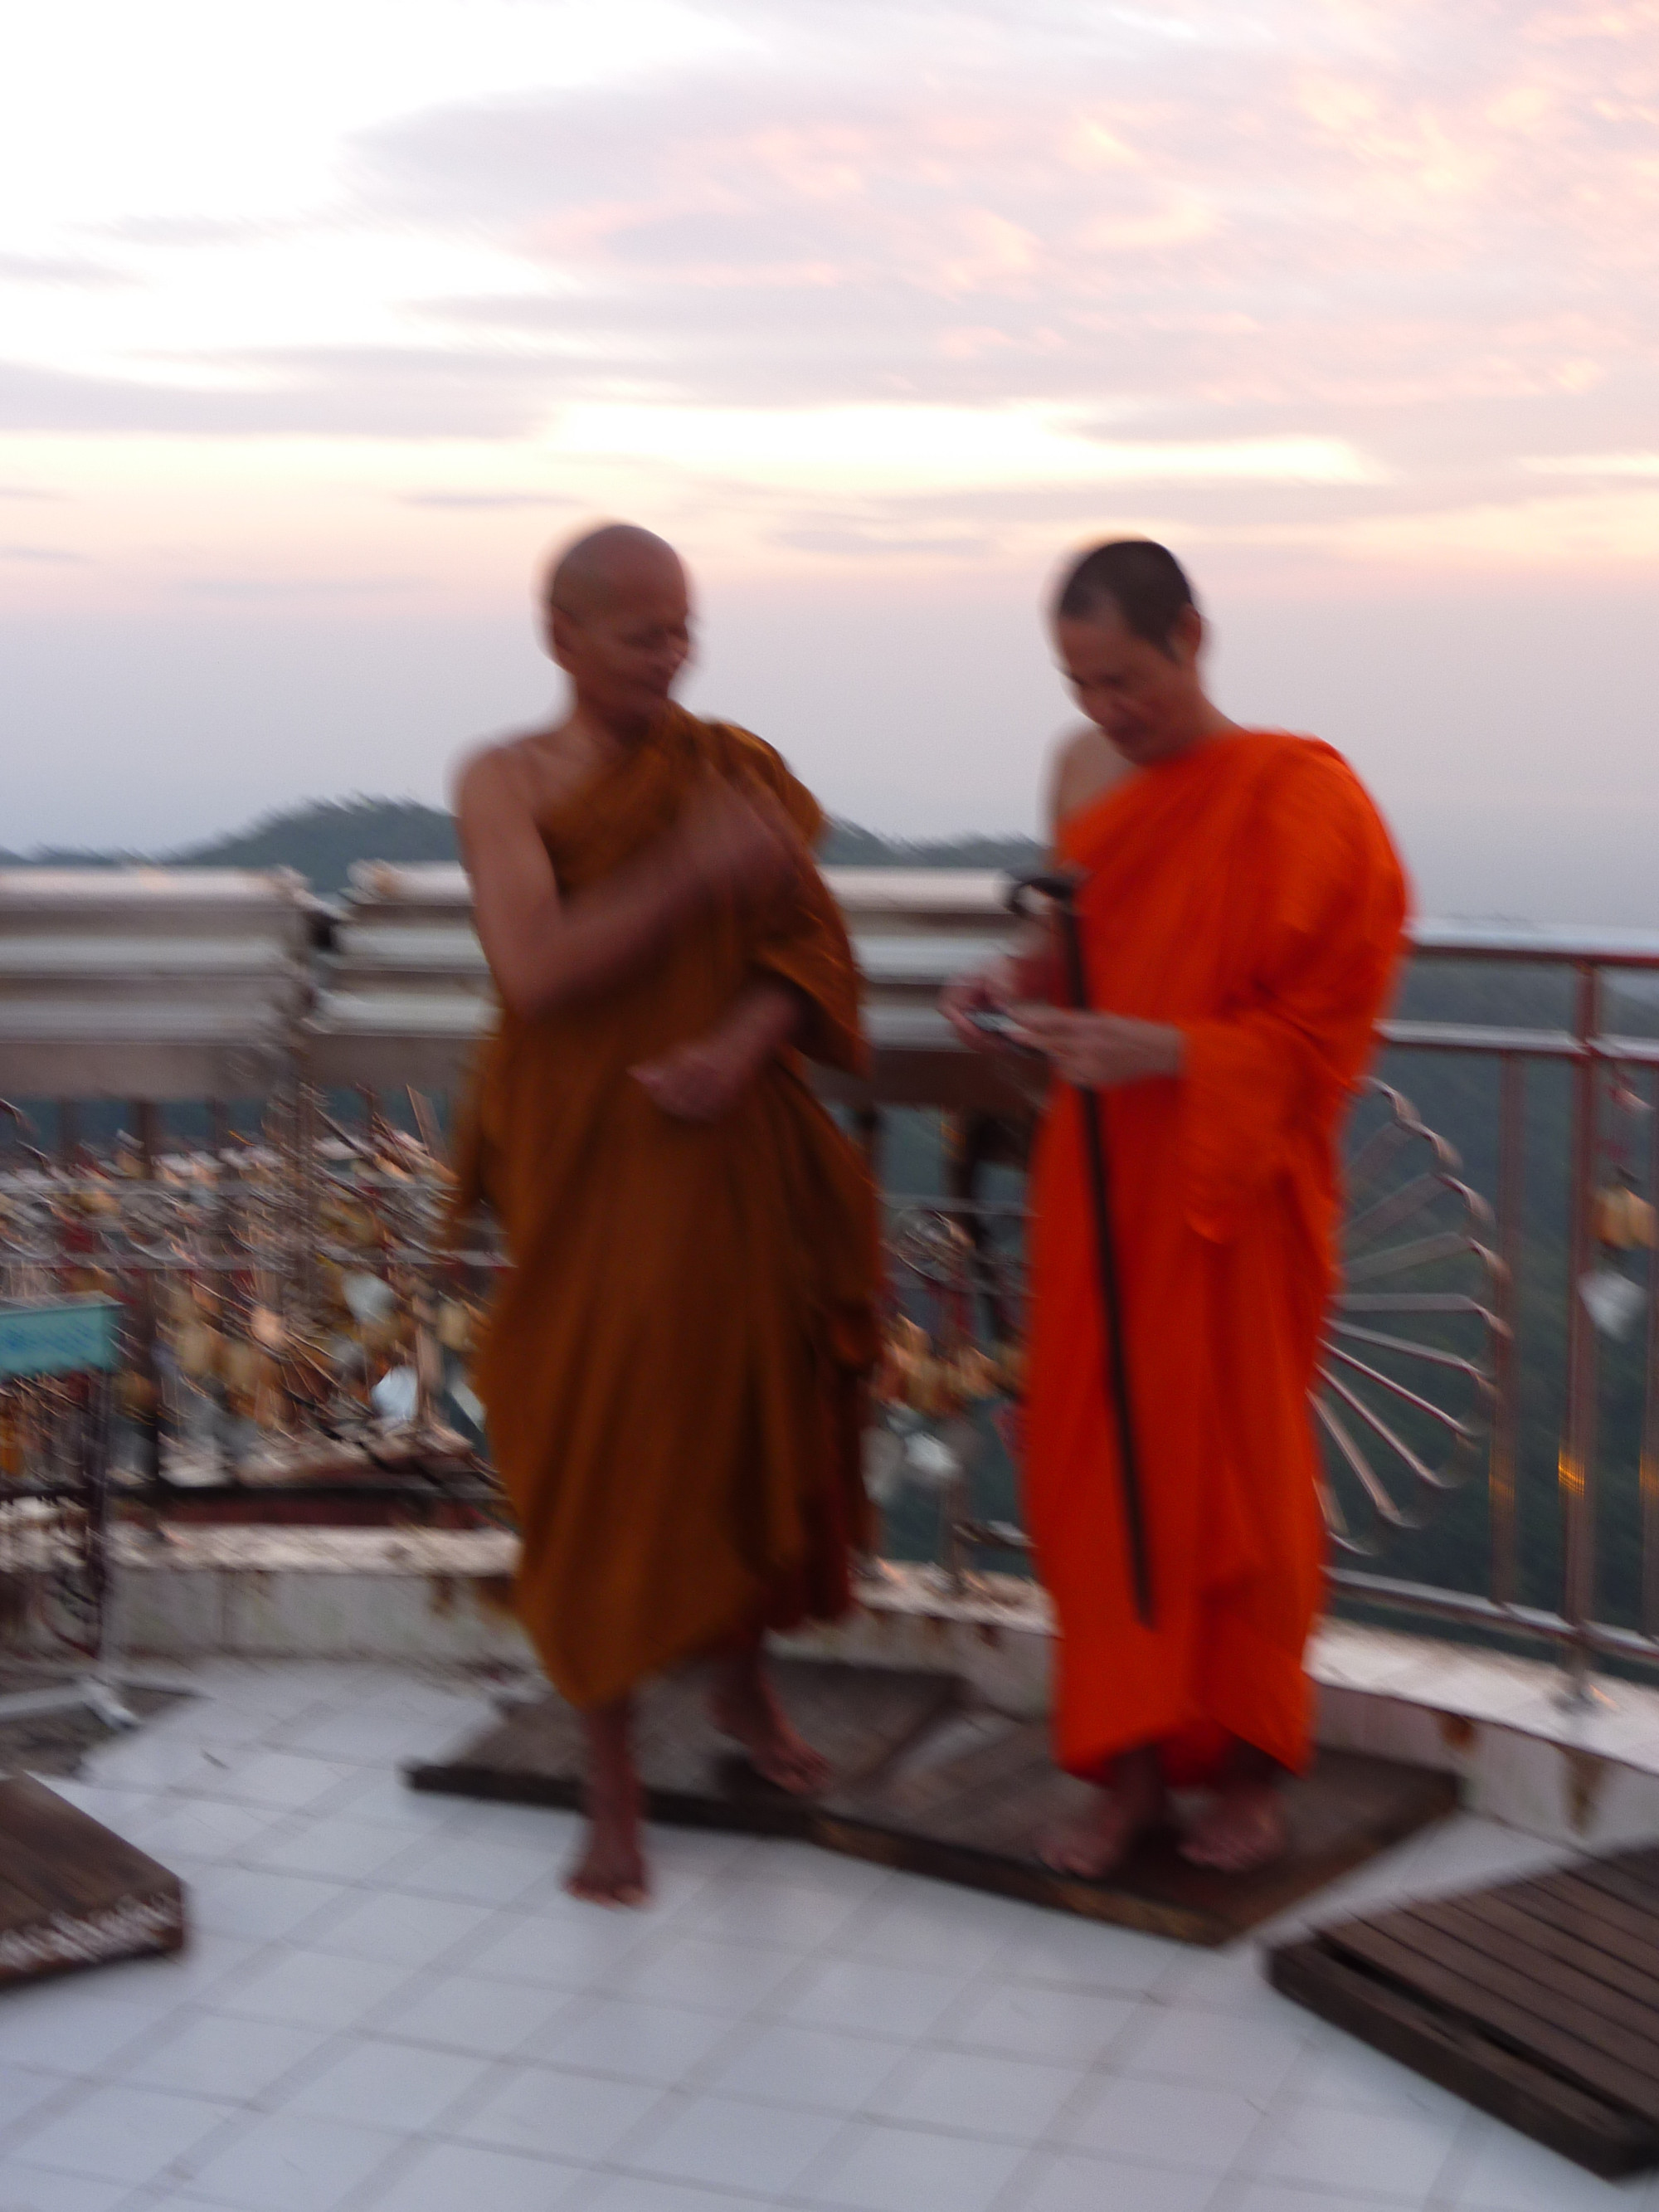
[0,1659,1656,2211]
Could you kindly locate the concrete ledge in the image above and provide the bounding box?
[113,1527,530,1666]
[109,1529,1659,1851]
[778,1560,1053,1715]
[112,1531,1051,1691]
[1311,1618,1659,1853]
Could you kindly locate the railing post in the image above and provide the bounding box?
[134,1100,165,1527]
[207,1100,235,1483]
[295,1071,319,1326]
[1491,1054,1524,1607]
[1559,964,1603,1703]
[854,1105,883,1182]
[1642,1070,1659,1638]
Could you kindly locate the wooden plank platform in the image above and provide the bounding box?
[0,1776,185,1986]
[406,1660,960,1837]
[820,1710,1455,1946]
[407,1661,1454,1944]
[1271,1842,1659,2176]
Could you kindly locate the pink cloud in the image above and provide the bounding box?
[352,0,1656,450]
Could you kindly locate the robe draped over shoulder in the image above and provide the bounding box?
[1025,731,1408,1782]
[455,704,879,1710]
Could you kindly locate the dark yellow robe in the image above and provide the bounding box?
[455,704,878,1709]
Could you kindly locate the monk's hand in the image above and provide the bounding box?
[941,961,1020,1052]
[631,985,801,1122]
[676,777,802,910]
[631,1034,755,1121]
[1012,1006,1185,1089]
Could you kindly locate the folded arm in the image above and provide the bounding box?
[631,979,805,1122]
[455,743,798,1021]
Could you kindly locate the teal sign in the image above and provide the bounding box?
[0,1298,120,1379]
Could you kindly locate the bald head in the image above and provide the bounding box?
[541,523,693,735]
[545,524,685,622]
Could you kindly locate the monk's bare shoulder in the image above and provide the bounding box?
[451,727,589,824]
[450,731,529,818]
[1047,723,1136,842]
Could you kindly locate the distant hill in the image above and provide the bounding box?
[0,797,1041,894]
[819,822,1043,873]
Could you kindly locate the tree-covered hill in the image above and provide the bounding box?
[0,797,1042,894]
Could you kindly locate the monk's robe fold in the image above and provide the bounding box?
[455,704,878,1711]
[1025,731,1407,1785]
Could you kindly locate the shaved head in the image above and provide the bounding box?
[545,523,684,622]
[1051,536,1219,767]
[540,522,693,734]
[1053,538,1196,660]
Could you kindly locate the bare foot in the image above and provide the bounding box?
[1179,1781,1288,1873]
[1039,1747,1166,1878]
[567,1697,649,1907]
[709,1649,832,1795]
[565,1815,648,1907]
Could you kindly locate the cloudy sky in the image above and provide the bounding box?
[3,0,1657,918]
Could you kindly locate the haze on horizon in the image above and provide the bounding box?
[2,0,1657,923]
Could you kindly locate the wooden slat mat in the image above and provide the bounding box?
[1272,1843,1659,2175]
[820,1710,1454,1946]
[408,1661,1453,1943]
[0,1776,185,1987]
[406,1660,960,1836]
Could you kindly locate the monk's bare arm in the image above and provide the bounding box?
[941,724,1117,1053]
[1011,736,1185,1080]
[455,746,793,1021]
[1002,708,1171,1075]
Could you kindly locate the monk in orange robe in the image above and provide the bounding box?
[452,524,877,1904]
[946,539,1407,1874]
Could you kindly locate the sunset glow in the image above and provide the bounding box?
[4,0,1658,914]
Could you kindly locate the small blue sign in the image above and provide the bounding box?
[0,1298,120,1379]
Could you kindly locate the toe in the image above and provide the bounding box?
[1037,1825,1121,1880]
[759,1756,825,1795]
[1039,1846,1088,1877]
[566,1870,649,1908]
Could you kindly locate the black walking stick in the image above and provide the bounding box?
[1006,870,1155,1627]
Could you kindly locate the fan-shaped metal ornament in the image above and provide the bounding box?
[1316,1079,1501,1555]
[872,1084,1501,1591]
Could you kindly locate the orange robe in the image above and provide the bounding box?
[455,704,878,1710]
[1025,731,1407,1783]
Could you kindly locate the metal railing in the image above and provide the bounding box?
[1336,925,1659,1695]
[2,868,1658,1697]
[863,914,1659,1699]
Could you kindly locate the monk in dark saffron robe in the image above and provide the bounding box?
[452,525,877,1903]
[948,540,1406,1877]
